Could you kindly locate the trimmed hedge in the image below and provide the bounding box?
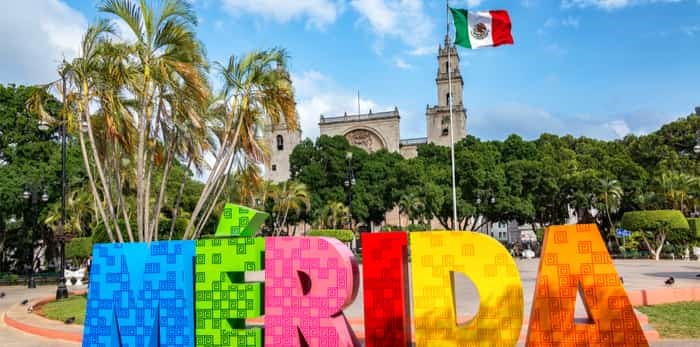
[308,229,354,243]
[688,218,700,239]
[92,218,189,243]
[407,224,430,232]
[620,210,689,232]
[91,220,136,244]
[65,237,93,262]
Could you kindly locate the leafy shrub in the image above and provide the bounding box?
[407,224,430,232]
[308,229,354,243]
[157,217,189,240]
[1,273,19,284]
[65,237,93,263]
[620,210,689,232]
[92,218,188,243]
[381,225,401,232]
[688,218,700,239]
[91,220,136,244]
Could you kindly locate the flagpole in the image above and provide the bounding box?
[446,0,458,231]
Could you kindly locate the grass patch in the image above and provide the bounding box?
[39,295,86,325]
[637,301,700,339]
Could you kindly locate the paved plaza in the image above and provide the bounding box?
[0,259,698,346]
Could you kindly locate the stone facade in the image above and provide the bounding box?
[319,108,401,153]
[318,36,466,158]
[265,37,467,184]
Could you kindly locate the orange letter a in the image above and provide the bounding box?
[526,224,648,347]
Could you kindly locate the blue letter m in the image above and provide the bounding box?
[83,241,195,347]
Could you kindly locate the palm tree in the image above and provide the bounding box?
[44,189,96,237]
[597,178,623,244]
[398,194,424,229]
[316,202,349,230]
[270,181,310,236]
[657,172,698,213]
[99,0,210,242]
[183,49,297,239]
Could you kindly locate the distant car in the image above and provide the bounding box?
[522,249,536,259]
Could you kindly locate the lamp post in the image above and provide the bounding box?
[344,152,356,231]
[23,185,49,289]
[56,90,69,299]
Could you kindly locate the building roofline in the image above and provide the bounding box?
[319,108,400,125]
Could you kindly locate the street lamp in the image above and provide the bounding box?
[23,185,48,289]
[345,152,355,231]
[37,88,70,300]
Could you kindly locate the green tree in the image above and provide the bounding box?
[621,210,689,261]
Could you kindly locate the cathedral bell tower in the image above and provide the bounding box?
[426,35,467,146]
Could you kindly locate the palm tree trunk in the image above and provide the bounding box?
[144,98,166,242]
[114,165,134,242]
[169,159,192,240]
[149,139,176,241]
[83,90,123,242]
[185,115,244,239]
[77,119,115,243]
[604,195,620,248]
[136,68,152,243]
[193,152,237,239]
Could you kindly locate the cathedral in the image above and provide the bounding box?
[266,37,467,183]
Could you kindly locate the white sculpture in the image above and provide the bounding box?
[64,268,86,287]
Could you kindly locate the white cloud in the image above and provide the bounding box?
[395,58,413,69]
[220,0,342,29]
[562,0,682,10]
[682,25,700,36]
[291,70,388,139]
[561,16,580,28]
[350,0,434,55]
[605,120,632,138]
[464,0,484,7]
[0,0,87,85]
[468,103,677,140]
[544,43,567,56]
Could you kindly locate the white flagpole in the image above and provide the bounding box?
[447,0,458,231]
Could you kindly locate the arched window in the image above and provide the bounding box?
[442,116,450,136]
[446,92,451,106]
[445,61,449,73]
[276,135,284,151]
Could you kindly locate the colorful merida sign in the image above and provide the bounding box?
[83,204,649,347]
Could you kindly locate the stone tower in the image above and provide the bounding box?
[426,35,467,146]
[265,119,301,183]
[264,66,301,183]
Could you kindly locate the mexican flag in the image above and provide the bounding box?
[450,8,513,49]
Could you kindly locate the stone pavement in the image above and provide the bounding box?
[0,259,698,346]
[0,285,78,346]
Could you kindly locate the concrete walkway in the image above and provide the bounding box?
[0,285,78,346]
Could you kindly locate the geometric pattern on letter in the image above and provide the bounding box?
[195,238,265,347]
[83,241,195,347]
[264,237,361,347]
[410,231,523,347]
[215,203,268,238]
[526,224,649,347]
[361,232,411,347]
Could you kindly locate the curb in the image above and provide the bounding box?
[628,287,700,307]
[3,311,82,343]
[3,291,85,344]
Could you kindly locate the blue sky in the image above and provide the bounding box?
[2,0,699,141]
